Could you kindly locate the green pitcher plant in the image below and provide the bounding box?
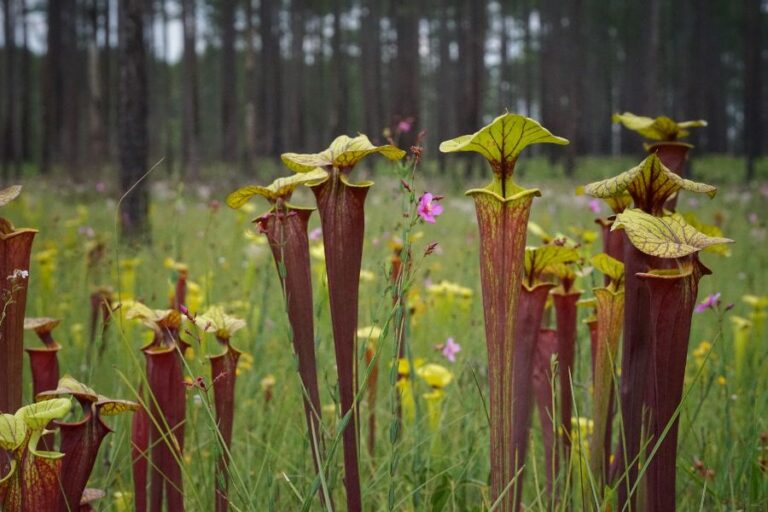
[282,135,406,512]
[440,113,568,511]
[1,185,37,414]
[227,169,329,507]
[611,208,732,512]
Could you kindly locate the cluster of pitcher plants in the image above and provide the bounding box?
[0,109,734,511]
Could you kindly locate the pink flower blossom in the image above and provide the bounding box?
[309,227,322,241]
[694,292,721,313]
[417,193,443,224]
[588,199,602,214]
[442,337,461,363]
[397,119,413,133]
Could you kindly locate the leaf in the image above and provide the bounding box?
[97,399,140,416]
[281,134,405,173]
[0,414,27,451]
[612,112,707,140]
[682,212,732,257]
[439,113,568,187]
[612,209,734,258]
[440,112,568,162]
[36,376,98,402]
[591,253,625,285]
[524,245,580,282]
[15,398,72,430]
[0,185,21,207]
[226,168,328,208]
[23,317,61,334]
[584,153,716,215]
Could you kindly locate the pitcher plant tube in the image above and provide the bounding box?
[127,303,188,512]
[533,246,581,458]
[194,306,245,512]
[612,208,732,511]
[588,253,625,489]
[518,244,577,504]
[583,154,717,508]
[227,169,329,505]
[281,135,405,511]
[36,376,138,512]
[1,185,37,414]
[532,328,559,500]
[439,113,568,511]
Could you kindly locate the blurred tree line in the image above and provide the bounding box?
[0,0,766,184]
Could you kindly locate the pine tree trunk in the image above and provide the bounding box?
[181,0,200,178]
[745,0,762,181]
[118,0,150,241]
[220,0,237,162]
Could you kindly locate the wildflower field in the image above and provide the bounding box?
[2,142,767,510]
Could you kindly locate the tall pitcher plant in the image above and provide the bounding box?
[612,209,731,511]
[227,169,329,506]
[282,136,405,511]
[440,113,568,511]
[1,185,36,414]
[583,154,719,508]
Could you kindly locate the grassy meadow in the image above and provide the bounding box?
[5,154,768,510]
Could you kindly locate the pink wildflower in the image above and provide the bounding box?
[694,292,721,313]
[417,193,444,224]
[442,337,461,363]
[397,119,413,133]
[588,199,602,214]
[309,227,322,241]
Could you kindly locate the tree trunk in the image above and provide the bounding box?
[289,0,306,149]
[744,0,762,181]
[2,0,19,180]
[181,0,200,178]
[393,0,421,150]
[243,0,257,167]
[61,0,81,178]
[330,0,348,136]
[20,0,31,164]
[118,0,150,241]
[220,0,237,162]
[87,0,105,169]
[436,0,454,172]
[360,0,383,143]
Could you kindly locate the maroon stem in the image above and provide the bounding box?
[311,172,368,512]
[26,344,61,451]
[533,328,559,501]
[55,402,112,512]
[640,258,709,512]
[471,191,535,512]
[587,317,614,480]
[552,289,581,458]
[596,218,624,265]
[511,283,555,510]
[613,235,671,508]
[0,229,36,413]
[211,345,240,512]
[143,342,188,512]
[262,206,326,502]
[132,397,150,512]
[26,346,60,398]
